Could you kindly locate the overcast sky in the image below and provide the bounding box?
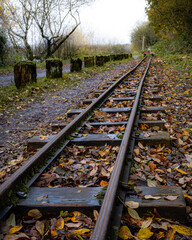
[79,0,148,44]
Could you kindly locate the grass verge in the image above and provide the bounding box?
[162,54,192,96]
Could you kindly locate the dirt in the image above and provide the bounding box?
[0,60,138,178]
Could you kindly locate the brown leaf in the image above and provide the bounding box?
[93,210,99,221]
[3,233,30,240]
[134,148,140,155]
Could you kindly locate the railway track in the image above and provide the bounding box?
[0,57,190,239]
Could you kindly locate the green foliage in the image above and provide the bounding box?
[146,0,192,39]
[131,22,159,51]
[152,35,192,56]
[76,44,129,58]
[0,29,7,65]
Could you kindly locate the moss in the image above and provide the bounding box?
[21,61,36,66]
[46,58,62,62]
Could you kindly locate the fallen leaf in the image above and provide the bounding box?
[35,221,44,236]
[148,162,157,172]
[101,167,108,176]
[141,218,153,229]
[144,195,162,200]
[147,179,158,187]
[6,213,16,227]
[118,226,133,239]
[125,201,139,209]
[51,217,64,237]
[137,228,153,239]
[164,195,178,201]
[100,180,108,187]
[65,222,82,228]
[93,210,99,221]
[0,170,6,179]
[90,166,98,176]
[28,209,42,219]
[134,148,140,155]
[3,233,30,240]
[183,192,192,200]
[8,225,23,234]
[70,228,90,235]
[174,168,188,175]
[171,225,192,236]
[138,142,145,149]
[71,211,82,223]
[127,208,140,219]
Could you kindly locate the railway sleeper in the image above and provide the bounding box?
[51,120,166,131]
[67,106,166,117]
[124,186,186,223]
[16,187,103,216]
[83,95,162,104]
[27,131,171,151]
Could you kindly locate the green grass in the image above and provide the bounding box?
[0,65,14,74]
[0,58,133,111]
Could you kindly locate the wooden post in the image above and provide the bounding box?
[14,61,37,89]
[70,58,82,72]
[84,56,94,68]
[46,59,63,79]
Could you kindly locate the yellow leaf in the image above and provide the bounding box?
[28,209,42,219]
[71,228,90,235]
[118,226,133,239]
[51,217,64,237]
[71,211,82,223]
[40,135,45,140]
[171,225,192,236]
[183,192,192,200]
[0,170,6,179]
[137,228,154,239]
[8,224,23,234]
[140,123,148,130]
[174,168,188,175]
[167,97,171,100]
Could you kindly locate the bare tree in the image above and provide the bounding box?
[1,0,94,60]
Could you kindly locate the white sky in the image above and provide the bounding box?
[79,0,148,44]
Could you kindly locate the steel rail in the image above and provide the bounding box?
[91,57,151,240]
[0,57,146,205]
